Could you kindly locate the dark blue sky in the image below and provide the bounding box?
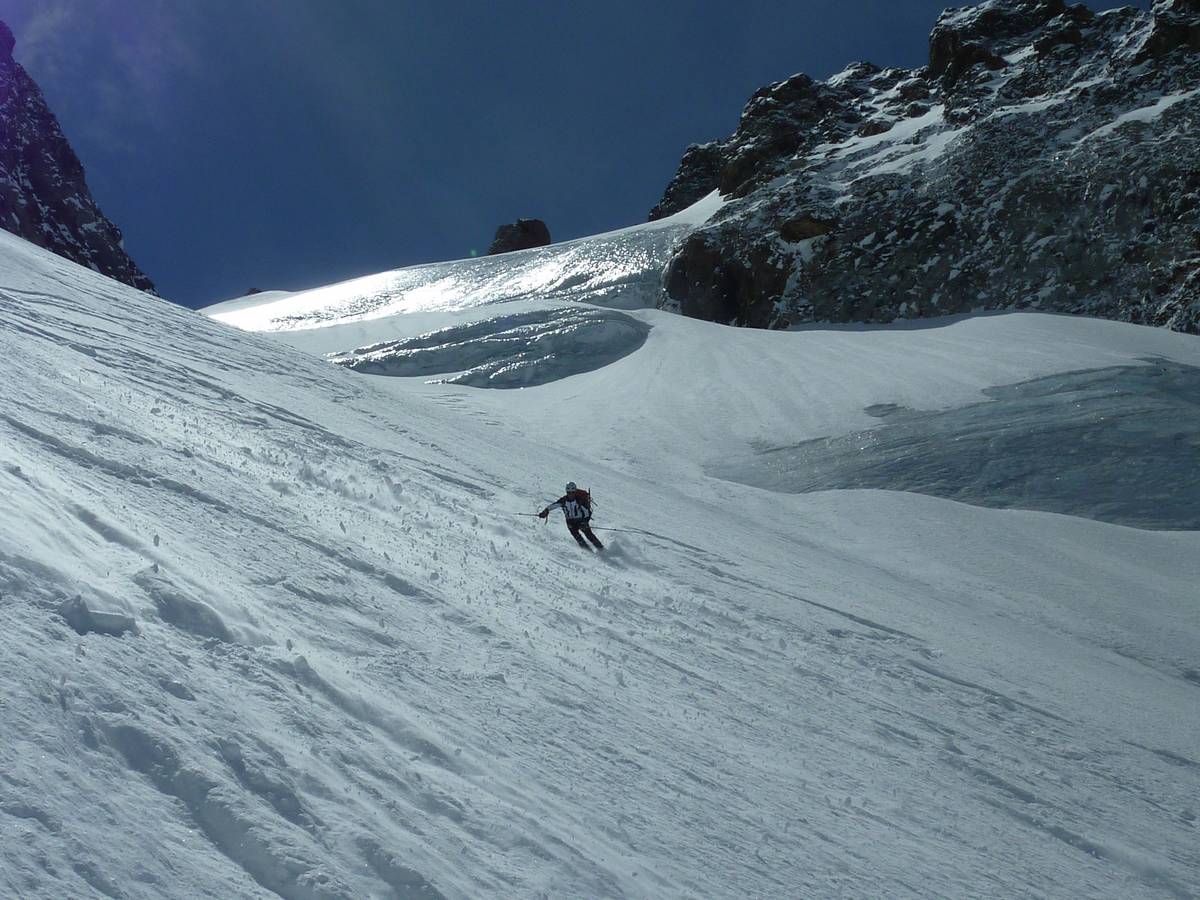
[0,0,1148,307]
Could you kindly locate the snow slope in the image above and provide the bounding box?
[2,218,1198,899]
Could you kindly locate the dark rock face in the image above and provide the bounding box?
[1139,0,1200,58]
[648,142,724,221]
[650,66,876,220]
[487,218,551,255]
[720,73,840,198]
[779,213,838,242]
[663,227,790,326]
[928,0,1069,84]
[0,20,154,292]
[1154,0,1200,15]
[655,0,1200,333]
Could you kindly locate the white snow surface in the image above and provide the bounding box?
[205,193,724,344]
[2,221,1199,898]
[205,289,298,315]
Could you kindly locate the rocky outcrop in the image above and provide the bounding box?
[0,20,154,292]
[928,0,1085,85]
[1138,0,1200,58]
[663,227,791,325]
[650,70,864,219]
[648,142,724,220]
[654,0,1200,332]
[487,218,551,255]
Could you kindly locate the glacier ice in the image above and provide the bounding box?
[328,307,651,388]
[711,359,1200,529]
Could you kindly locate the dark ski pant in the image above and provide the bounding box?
[567,518,604,550]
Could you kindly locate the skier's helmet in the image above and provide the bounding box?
[565,481,578,493]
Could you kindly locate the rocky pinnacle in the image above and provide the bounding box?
[0,18,155,293]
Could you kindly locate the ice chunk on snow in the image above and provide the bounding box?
[58,595,138,637]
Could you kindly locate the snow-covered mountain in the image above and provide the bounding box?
[0,20,155,294]
[3,1,1199,896]
[652,0,1200,332]
[0,181,1173,898]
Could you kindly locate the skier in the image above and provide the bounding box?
[538,482,604,550]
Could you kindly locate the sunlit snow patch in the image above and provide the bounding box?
[328,307,650,388]
[711,360,1200,530]
[207,192,725,335]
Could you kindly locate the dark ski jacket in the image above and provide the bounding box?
[546,489,592,523]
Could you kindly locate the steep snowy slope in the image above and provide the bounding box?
[4,223,1199,900]
[204,205,1200,897]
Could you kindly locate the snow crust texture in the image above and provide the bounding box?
[9,221,1200,897]
[654,0,1200,332]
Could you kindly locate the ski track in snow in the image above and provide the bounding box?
[0,228,1197,898]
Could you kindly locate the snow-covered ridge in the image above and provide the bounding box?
[203,191,722,388]
[205,191,723,337]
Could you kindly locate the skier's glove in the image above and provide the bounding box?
[537,509,548,519]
